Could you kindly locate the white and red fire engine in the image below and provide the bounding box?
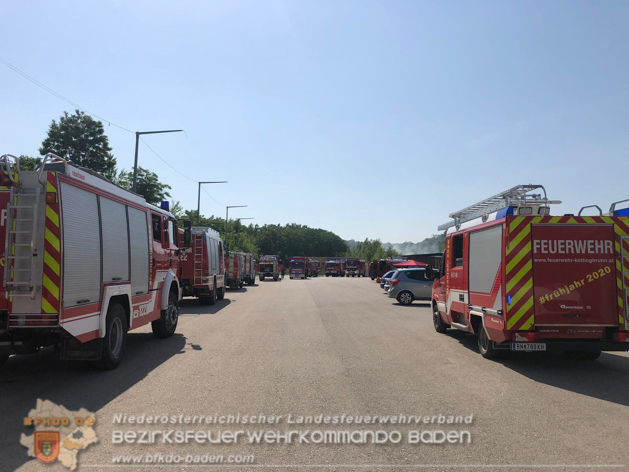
[259,255,280,281]
[0,154,182,369]
[178,225,226,305]
[242,253,256,285]
[346,258,366,277]
[225,252,245,289]
[429,185,629,360]
[290,256,307,279]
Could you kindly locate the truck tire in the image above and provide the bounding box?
[477,325,501,359]
[260,276,265,281]
[152,291,179,339]
[199,288,216,306]
[217,286,225,300]
[397,291,414,305]
[433,304,449,333]
[210,279,217,304]
[96,303,127,370]
[273,277,278,281]
[564,350,601,361]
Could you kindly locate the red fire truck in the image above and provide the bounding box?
[243,253,256,285]
[290,256,307,279]
[0,154,182,370]
[346,258,366,277]
[178,225,226,305]
[259,255,280,281]
[325,259,342,277]
[306,258,318,277]
[369,258,407,281]
[225,252,245,289]
[429,185,629,360]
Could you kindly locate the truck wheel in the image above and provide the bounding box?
[217,286,225,300]
[273,277,278,281]
[96,303,127,370]
[433,304,449,333]
[397,291,414,305]
[477,325,501,359]
[152,291,179,339]
[207,282,217,305]
[260,276,265,281]
[564,350,601,361]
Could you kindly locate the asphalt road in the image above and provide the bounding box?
[1,276,628,472]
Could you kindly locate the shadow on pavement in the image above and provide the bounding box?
[0,332,187,471]
[179,298,232,315]
[391,300,432,307]
[445,329,629,407]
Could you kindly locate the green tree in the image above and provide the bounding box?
[39,110,117,179]
[18,155,41,171]
[114,167,171,205]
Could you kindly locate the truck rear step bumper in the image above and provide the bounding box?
[499,340,629,352]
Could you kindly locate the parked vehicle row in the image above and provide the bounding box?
[325,258,366,277]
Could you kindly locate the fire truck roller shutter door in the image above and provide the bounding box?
[60,183,101,307]
[211,239,218,274]
[469,225,503,312]
[128,207,150,296]
[100,197,130,283]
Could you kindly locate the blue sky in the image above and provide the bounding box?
[2,0,628,243]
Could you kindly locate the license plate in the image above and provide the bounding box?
[511,343,546,352]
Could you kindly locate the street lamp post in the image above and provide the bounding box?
[133,129,184,193]
[225,205,247,253]
[197,181,228,226]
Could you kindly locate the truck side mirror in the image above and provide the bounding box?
[183,220,192,247]
[424,265,434,280]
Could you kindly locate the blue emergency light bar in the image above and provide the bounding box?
[496,206,515,219]
[160,201,170,211]
[613,208,629,217]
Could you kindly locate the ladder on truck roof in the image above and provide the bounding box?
[193,232,204,286]
[4,181,41,301]
[438,185,560,231]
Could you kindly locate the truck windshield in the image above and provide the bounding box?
[326,263,336,269]
[291,262,304,269]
